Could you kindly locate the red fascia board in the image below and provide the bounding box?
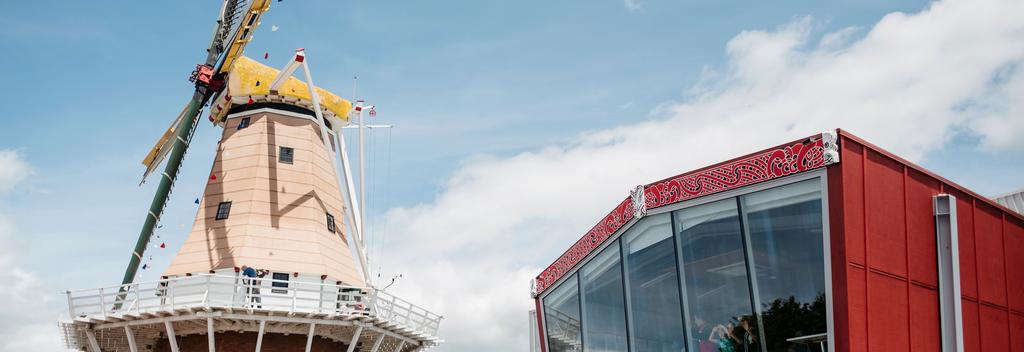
[836,129,1024,222]
[532,132,835,297]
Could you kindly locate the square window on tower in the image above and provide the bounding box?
[215,201,232,220]
[327,213,336,233]
[279,146,294,164]
[237,117,251,130]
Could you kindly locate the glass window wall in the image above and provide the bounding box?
[581,240,629,352]
[622,213,685,352]
[540,177,828,352]
[545,274,582,352]
[675,199,759,352]
[741,179,827,352]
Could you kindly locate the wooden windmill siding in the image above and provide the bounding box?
[164,110,363,286]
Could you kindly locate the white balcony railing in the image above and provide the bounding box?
[64,274,442,337]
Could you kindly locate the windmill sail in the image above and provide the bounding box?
[139,103,188,184]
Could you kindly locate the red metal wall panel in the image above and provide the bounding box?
[864,150,908,277]
[1005,217,1024,312]
[962,299,981,352]
[1011,312,1024,352]
[829,130,1024,352]
[846,266,868,352]
[867,272,909,352]
[975,202,1007,306]
[979,304,1010,352]
[906,169,939,287]
[908,284,940,352]
[842,140,866,266]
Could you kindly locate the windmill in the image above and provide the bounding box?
[58,2,442,351]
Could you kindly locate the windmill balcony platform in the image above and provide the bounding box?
[59,274,442,352]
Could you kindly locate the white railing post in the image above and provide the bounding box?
[367,289,378,316]
[169,280,176,310]
[203,275,212,307]
[231,272,239,308]
[66,291,76,317]
[99,288,107,318]
[403,302,413,326]
[291,285,297,314]
[134,284,141,314]
[318,281,326,313]
[387,295,397,320]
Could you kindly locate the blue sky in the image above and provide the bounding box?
[1,0,1023,350]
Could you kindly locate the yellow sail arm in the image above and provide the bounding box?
[219,0,272,74]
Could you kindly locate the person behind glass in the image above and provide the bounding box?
[692,317,718,352]
[728,315,759,352]
[708,315,758,352]
[241,265,258,307]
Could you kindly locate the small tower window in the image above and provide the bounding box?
[326,213,336,233]
[215,201,232,220]
[279,146,294,164]
[271,272,290,294]
[237,117,251,130]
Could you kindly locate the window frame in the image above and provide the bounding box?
[327,212,336,233]
[537,170,833,352]
[279,146,294,164]
[271,272,290,294]
[215,201,232,220]
[237,117,251,130]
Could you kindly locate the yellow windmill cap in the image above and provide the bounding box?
[210,56,352,124]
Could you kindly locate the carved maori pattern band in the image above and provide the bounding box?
[643,138,827,210]
[532,134,835,296]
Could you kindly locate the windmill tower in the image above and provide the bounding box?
[58,2,442,351]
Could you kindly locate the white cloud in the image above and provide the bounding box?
[0,150,31,195]
[0,151,62,352]
[376,0,1024,350]
[624,0,642,12]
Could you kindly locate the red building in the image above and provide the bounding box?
[530,129,1024,352]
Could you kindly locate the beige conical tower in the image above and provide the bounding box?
[163,107,363,286]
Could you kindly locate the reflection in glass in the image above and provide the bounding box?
[741,179,827,352]
[545,274,582,352]
[581,241,629,352]
[623,214,685,352]
[676,199,759,352]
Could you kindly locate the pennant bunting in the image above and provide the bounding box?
[160,243,166,249]
[264,52,269,59]
[195,198,200,204]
